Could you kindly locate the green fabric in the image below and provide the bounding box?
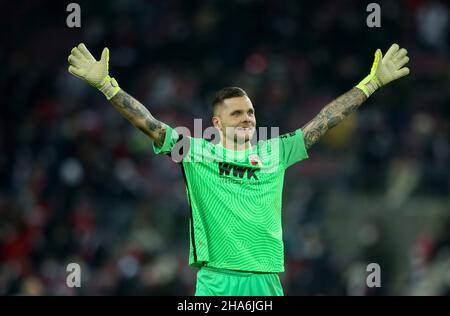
[195,267,284,296]
[153,126,308,272]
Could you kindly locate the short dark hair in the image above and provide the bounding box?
[212,87,248,115]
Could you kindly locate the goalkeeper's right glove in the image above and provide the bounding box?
[67,43,120,100]
[356,43,410,97]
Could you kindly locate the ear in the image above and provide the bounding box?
[212,116,221,128]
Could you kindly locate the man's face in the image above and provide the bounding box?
[213,96,257,145]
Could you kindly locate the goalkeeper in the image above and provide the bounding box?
[67,43,409,296]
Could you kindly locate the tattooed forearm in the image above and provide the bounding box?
[302,87,367,149]
[110,90,166,147]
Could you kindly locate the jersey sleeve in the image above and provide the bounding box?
[279,128,309,169]
[152,124,180,155]
[153,124,196,164]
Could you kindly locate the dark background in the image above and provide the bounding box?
[1,0,449,295]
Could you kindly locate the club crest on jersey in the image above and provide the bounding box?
[249,154,261,167]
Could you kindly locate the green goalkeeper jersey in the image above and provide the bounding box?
[153,126,308,272]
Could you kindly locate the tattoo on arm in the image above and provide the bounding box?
[302,87,367,149]
[110,90,166,147]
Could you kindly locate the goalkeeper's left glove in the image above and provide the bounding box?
[67,43,120,100]
[356,43,410,97]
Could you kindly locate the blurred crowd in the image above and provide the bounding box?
[1,0,449,295]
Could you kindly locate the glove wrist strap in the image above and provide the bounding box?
[356,74,381,97]
[98,75,121,100]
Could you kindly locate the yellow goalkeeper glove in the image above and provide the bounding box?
[67,43,120,100]
[356,43,410,97]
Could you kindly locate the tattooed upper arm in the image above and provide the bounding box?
[109,90,167,147]
[302,88,367,149]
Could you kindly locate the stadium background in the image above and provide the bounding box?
[1,0,449,295]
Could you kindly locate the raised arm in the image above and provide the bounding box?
[109,90,166,147]
[302,43,410,149]
[302,87,366,149]
[67,43,166,146]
